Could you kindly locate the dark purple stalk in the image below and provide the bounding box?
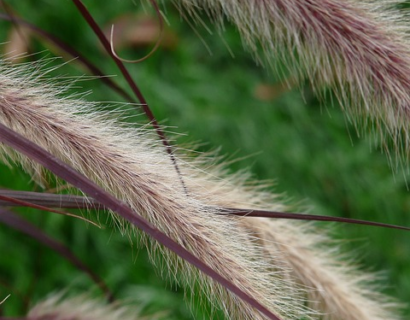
[223,208,410,231]
[0,12,134,104]
[2,190,409,231]
[0,189,98,209]
[0,208,113,302]
[0,194,99,226]
[0,123,281,320]
[70,0,187,194]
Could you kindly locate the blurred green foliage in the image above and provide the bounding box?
[0,0,409,319]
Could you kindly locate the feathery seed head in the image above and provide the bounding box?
[0,58,403,319]
[0,1,408,318]
[176,0,410,163]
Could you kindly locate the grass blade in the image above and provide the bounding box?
[0,207,113,301]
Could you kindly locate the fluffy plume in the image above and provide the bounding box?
[27,293,157,320]
[183,162,401,320]
[0,58,402,320]
[176,0,410,160]
[0,61,308,320]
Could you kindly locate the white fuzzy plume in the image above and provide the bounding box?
[0,58,402,320]
[27,293,156,320]
[0,61,308,320]
[176,0,410,161]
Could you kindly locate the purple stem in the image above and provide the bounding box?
[70,0,187,194]
[0,123,281,320]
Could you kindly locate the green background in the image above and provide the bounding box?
[0,1,409,319]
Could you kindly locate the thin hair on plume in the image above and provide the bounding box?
[176,0,410,162]
[26,293,152,320]
[0,1,408,320]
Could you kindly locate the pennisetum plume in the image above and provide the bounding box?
[27,293,162,320]
[0,1,408,320]
[176,0,410,161]
[0,61,309,320]
[0,60,403,319]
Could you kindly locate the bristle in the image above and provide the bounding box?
[182,160,402,320]
[1,0,408,317]
[176,0,410,163]
[28,293,156,320]
[0,57,403,319]
[0,61,314,319]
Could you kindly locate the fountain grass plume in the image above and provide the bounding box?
[0,0,409,318]
[176,0,410,162]
[183,160,402,320]
[0,60,313,320]
[0,57,403,319]
[27,293,159,320]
